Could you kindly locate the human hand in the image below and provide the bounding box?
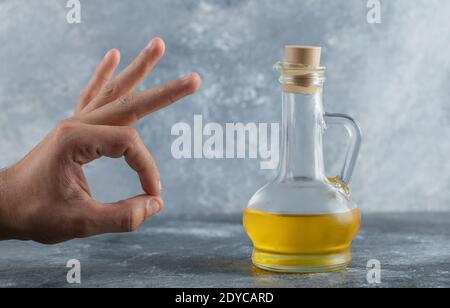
[0,38,201,244]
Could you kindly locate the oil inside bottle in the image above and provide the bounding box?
[243,208,361,273]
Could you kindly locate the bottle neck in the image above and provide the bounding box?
[277,90,326,182]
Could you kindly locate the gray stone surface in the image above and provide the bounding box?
[0,212,449,288]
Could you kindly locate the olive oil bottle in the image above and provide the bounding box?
[243,46,362,273]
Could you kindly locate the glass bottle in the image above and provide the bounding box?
[243,46,362,273]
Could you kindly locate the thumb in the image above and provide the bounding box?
[87,195,164,235]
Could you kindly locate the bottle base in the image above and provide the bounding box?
[252,248,352,274]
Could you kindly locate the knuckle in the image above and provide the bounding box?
[121,207,143,233]
[149,155,157,169]
[95,73,110,86]
[132,57,147,75]
[71,217,90,238]
[117,93,136,108]
[54,120,77,139]
[156,84,176,104]
[166,89,177,104]
[124,127,140,145]
[160,83,171,95]
[101,82,120,101]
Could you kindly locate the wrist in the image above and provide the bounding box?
[0,167,18,240]
[0,168,8,239]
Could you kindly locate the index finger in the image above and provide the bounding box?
[71,123,161,196]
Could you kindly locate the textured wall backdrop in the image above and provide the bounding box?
[0,0,449,214]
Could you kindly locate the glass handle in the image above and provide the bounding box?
[323,113,362,186]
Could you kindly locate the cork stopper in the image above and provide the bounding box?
[285,45,322,67]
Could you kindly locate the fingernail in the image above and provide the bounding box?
[180,73,192,84]
[104,50,112,59]
[158,180,162,192]
[146,199,162,217]
[145,39,154,50]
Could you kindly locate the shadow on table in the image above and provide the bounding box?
[142,253,359,287]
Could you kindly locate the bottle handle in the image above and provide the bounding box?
[323,113,362,186]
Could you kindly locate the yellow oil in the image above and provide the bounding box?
[243,208,361,273]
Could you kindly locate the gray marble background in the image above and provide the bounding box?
[0,0,449,214]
